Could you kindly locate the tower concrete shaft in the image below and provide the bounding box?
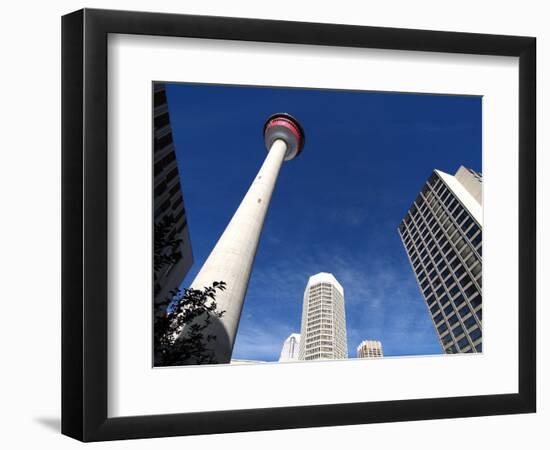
[178,113,304,364]
[188,138,289,363]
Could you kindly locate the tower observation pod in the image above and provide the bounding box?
[182,113,305,364]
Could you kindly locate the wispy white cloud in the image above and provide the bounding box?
[233,317,297,361]
[236,242,440,360]
[265,233,282,245]
[235,237,439,360]
[329,207,368,227]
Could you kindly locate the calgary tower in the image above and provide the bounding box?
[186,113,305,363]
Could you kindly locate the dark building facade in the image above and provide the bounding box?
[398,167,482,354]
[153,83,193,313]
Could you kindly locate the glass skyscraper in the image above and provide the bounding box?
[299,273,348,360]
[398,166,482,354]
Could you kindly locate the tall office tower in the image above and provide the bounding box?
[278,333,301,362]
[356,340,384,358]
[398,166,483,354]
[299,273,348,361]
[183,113,305,364]
[153,83,193,315]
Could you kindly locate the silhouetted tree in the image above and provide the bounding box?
[154,214,182,273]
[154,281,226,366]
[153,214,226,365]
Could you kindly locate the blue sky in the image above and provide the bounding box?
[164,82,481,361]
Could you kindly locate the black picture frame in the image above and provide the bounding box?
[62,8,536,442]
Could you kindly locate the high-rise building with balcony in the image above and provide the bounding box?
[153,83,193,315]
[278,333,301,362]
[298,273,348,361]
[357,340,384,358]
[398,166,482,354]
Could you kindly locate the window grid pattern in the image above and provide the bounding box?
[398,171,482,354]
[299,278,348,361]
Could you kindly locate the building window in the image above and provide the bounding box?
[464,316,477,329]
[154,131,173,152]
[465,285,478,298]
[154,112,170,129]
[458,336,469,349]
[470,295,482,309]
[454,266,466,278]
[470,327,482,341]
[449,286,460,297]
[154,89,167,105]
[459,304,471,317]
[452,325,464,337]
[459,275,473,288]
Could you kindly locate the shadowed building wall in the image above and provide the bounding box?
[153,83,193,315]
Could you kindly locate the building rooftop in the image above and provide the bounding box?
[305,272,344,294]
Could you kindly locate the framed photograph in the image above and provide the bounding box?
[62,8,536,442]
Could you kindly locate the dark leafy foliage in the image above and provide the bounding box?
[154,214,182,273]
[154,281,227,366]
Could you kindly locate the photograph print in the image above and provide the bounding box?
[152,82,482,367]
